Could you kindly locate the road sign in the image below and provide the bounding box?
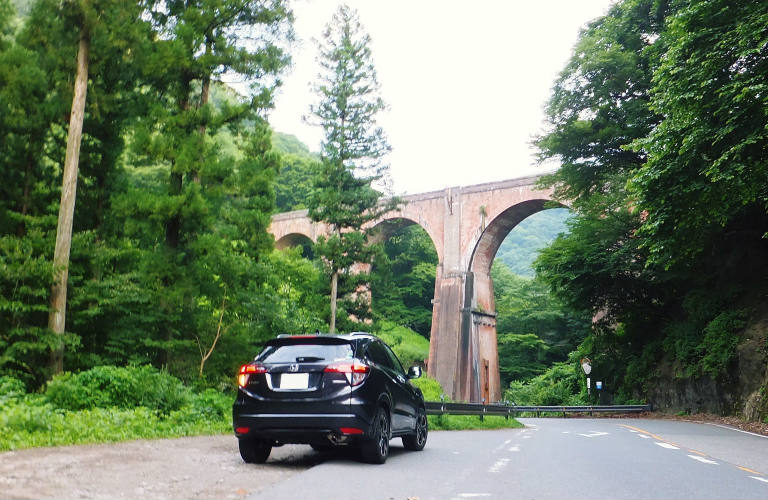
[581,358,592,375]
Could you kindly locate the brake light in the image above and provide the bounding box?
[324,360,370,386]
[238,363,267,387]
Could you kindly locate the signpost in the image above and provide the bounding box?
[581,358,592,396]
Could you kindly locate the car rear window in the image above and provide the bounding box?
[257,342,354,364]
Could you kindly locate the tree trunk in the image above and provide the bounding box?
[48,29,90,375]
[329,271,338,333]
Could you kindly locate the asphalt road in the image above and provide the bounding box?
[248,418,768,500]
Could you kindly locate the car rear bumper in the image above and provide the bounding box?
[233,397,377,445]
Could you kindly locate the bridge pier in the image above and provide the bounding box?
[426,270,501,403]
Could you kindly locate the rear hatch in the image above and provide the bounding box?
[241,336,357,410]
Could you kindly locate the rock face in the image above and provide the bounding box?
[648,307,768,421]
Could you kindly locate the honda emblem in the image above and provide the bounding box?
[289,364,299,372]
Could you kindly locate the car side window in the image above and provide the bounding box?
[366,341,394,370]
[382,344,405,376]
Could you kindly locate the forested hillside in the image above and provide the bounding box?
[494,208,570,277]
[511,0,768,420]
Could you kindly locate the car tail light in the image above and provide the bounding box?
[324,360,370,386]
[340,427,364,435]
[238,363,267,388]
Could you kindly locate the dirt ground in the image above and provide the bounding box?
[0,435,321,500]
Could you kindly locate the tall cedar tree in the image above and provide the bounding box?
[11,0,151,375]
[131,0,292,371]
[307,5,398,333]
[0,0,152,384]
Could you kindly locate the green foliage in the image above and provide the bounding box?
[376,321,430,369]
[505,360,587,407]
[699,310,749,379]
[371,225,437,337]
[44,365,190,414]
[410,374,443,401]
[0,385,233,451]
[492,260,590,387]
[532,0,766,414]
[630,0,768,268]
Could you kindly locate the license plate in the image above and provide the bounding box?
[280,373,309,389]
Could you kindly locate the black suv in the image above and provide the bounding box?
[232,333,427,464]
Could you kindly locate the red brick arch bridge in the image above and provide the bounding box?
[269,175,559,403]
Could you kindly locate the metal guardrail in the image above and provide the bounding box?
[425,401,652,419]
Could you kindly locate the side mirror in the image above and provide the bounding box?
[407,366,422,379]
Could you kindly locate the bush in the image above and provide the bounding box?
[700,309,748,378]
[0,376,26,405]
[504,361,586,406]
[44,365,190,413]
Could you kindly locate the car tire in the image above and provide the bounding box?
[402,408,428,451]
[360,407,390,464]
[238,438,272,463]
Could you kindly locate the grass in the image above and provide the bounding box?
[0,373,233,452]
[428,414,524,431]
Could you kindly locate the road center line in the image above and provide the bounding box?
[620,424,682,448]
[738,466,761,475]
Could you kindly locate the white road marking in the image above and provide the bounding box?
[638,434,651,439]
[523,435,532,439]
[509,445,520,452]
[562,431,570,434]
[489,458,511,473]
[750,477,768,484]
[494,439,513,452]
[458,494,492,498]
[578,431,609,438]
[706,423,768,440]
[627,429,638,433]
[688,455,718,465]
[655,442,679,450]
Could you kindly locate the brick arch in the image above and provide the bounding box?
[274,232,315,259]
[368,215,442,263]
[275,232,315,250]
[468,199,565,276]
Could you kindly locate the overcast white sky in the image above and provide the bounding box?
[267,0,615,195]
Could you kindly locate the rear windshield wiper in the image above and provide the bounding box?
[295,356,324,362]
